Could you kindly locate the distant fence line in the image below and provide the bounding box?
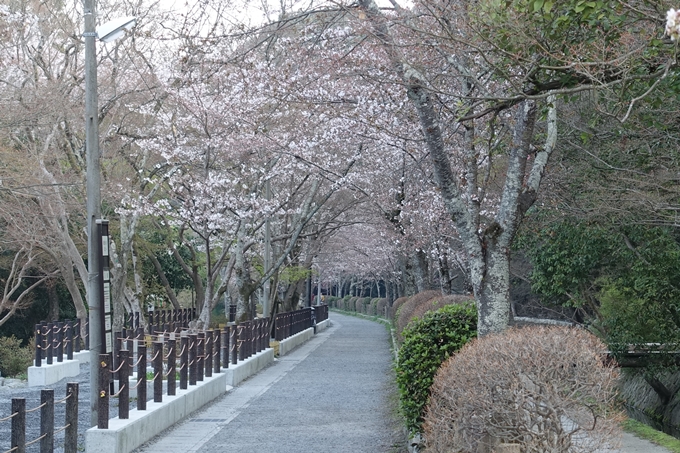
[34,320,87,367]
[273,305,328,341]
[0,383,79,453]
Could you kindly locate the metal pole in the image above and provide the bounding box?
[84,0,102,428]
[263,179,271,319]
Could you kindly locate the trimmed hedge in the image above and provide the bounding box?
[396,303,477,434]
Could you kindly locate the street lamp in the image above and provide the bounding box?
[84,0,135,427]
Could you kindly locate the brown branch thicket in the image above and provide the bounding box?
[395,290,442,341]
[423,326,622,453]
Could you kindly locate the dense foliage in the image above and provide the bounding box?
[395,303,477,434]
[0,335,33,378]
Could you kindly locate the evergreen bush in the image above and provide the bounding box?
[396,303,477,434]
[0,335,33,378]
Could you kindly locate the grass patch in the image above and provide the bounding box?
[623,418,680,452]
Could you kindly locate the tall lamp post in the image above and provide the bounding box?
[84,0,135,426]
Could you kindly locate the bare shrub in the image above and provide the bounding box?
[408,294,473,327]
[423,326,622,453]
[390,296,409,320]
[395,290,443,341]
[376,298,388,317]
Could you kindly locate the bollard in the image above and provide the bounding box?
[137,345,147,410]
[153,342,163,403]
[180,334,189,390]
[98,354,110,429]
[189,334,197,386]
[64,383,78,453]
[40,389,54,453]
[11,398,26,453]
[167,338,176,396]
[197,332,205,382]
[119,349,129,419]
[213,328,221,374]
[35,324,43,367]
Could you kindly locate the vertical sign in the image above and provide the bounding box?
[97,220,113,354]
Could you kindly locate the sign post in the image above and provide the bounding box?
[97,220,113,354]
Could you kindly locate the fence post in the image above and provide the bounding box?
[237,323,244,361]
[189,334,197,386]
[74,319,81,353]
[119,349,129,419]
[84,318,89,350]
[98,354,110,429]
[40,389,54,453]
[213,328,221,375]
[153,341,163,403]
[64,382,78,453]
[167,338,176,396]
[197,332,205,382]
[35,324,42,367]
[11,398,26,453]
[230,324,237,365]
[46,324,53,365]
[137,345,147,411]
[221,326,229,369]
[205,332,213,378]
[56,322,64,363]
[180,334,188,390]
[66,321,74,360]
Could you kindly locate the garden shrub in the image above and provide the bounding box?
[0,335,33,378]
[424,326,622,453]
[396,303,477,434]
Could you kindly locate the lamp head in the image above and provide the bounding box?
[97,16,136,43]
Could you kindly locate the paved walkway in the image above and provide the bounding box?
[132,313,406,453]
[129,312,672,453]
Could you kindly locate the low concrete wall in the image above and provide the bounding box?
[316,318,330,333]
[224,348,275,386]
[278,328,314,356]
[27,359,80,387]
[86,372,229,453]
[27,350,91,387]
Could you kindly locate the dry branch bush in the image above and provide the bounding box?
[395,290,444,342]
[390,296,409,321]
[424,326,622,453]
[409,294,474,328]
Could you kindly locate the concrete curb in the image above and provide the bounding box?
[86,372,229,453]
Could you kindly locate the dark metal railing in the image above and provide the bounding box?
[34,320,87,367]
[97,317,270,428]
